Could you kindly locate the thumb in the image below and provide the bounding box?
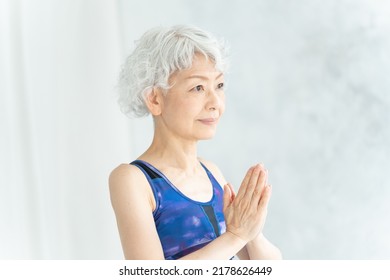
[227,183,236,200]
[223,184,232,212]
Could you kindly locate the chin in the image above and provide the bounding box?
[192,125,219,140]
[198,131,217,140]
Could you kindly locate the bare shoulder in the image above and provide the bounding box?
[109,163,154,209]
[109,163,146,190]
[110,163,142,181]
[198,158,227,186]
[109,163,163,259]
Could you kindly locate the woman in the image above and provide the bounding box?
[109,25,282,260]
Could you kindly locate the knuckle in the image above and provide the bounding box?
[253,188,261,196]
[239,200,249,208]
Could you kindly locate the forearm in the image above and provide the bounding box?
[179,232,246,260]
[245,233,282,260]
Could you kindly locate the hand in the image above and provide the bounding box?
[223,164,272,243]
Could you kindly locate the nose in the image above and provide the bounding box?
[206,89,224,111]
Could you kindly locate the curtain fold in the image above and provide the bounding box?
[0,0,129,259]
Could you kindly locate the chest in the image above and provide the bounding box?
[150,174,226,259]
[162,169,213,203]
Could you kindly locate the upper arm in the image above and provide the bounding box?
[109,164,165,259]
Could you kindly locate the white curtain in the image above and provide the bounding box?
[0,0,128,259]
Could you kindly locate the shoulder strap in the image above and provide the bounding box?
[199,161,223,188]
[130,160,162,179]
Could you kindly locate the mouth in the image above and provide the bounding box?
[198,118,218,125]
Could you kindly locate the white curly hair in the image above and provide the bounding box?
[117,25,229,118]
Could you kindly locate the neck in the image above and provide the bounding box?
[139,124,200,171]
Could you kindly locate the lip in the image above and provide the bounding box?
[198,118,218,125]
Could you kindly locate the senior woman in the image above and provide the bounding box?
[109,25,282,260]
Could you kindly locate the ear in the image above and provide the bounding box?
[145,87,163,116]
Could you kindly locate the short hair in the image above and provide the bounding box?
[117,25,228,118]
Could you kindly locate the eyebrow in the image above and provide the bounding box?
[185,73,224,80]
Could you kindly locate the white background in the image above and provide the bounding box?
[1,0,389,259]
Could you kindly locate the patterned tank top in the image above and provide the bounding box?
[131,160,227,260]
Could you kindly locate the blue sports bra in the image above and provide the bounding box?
[131,160,226,260]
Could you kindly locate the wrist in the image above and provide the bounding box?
[224,230,248,247]
[246,233,264,247]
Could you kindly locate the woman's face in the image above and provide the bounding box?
[157,53,225,141]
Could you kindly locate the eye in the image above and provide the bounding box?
[192,85,205,92]
[217,82,224,89]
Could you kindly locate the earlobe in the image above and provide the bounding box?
[145,87,162,116]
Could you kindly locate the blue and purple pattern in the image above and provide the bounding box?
[131,160,227,260]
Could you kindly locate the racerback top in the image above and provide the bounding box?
[131,160,227,260]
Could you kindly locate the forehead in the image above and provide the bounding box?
[170,53,223,83]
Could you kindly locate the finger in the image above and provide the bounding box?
[256,164,267,183]
[249,171,267,208]
[235,166,255,200]
[261,167,268,187]
[244,164,262,200]
[260,181,270,196]
[254,167,268,198]
[258,185,272,211]
[223,184,232,212]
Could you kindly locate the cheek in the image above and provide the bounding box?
[220,96,226,113]
[165,99,195,120]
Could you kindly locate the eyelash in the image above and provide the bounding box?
[194,85,204,92]
[217,82,224,89]
[191,83,224,92]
